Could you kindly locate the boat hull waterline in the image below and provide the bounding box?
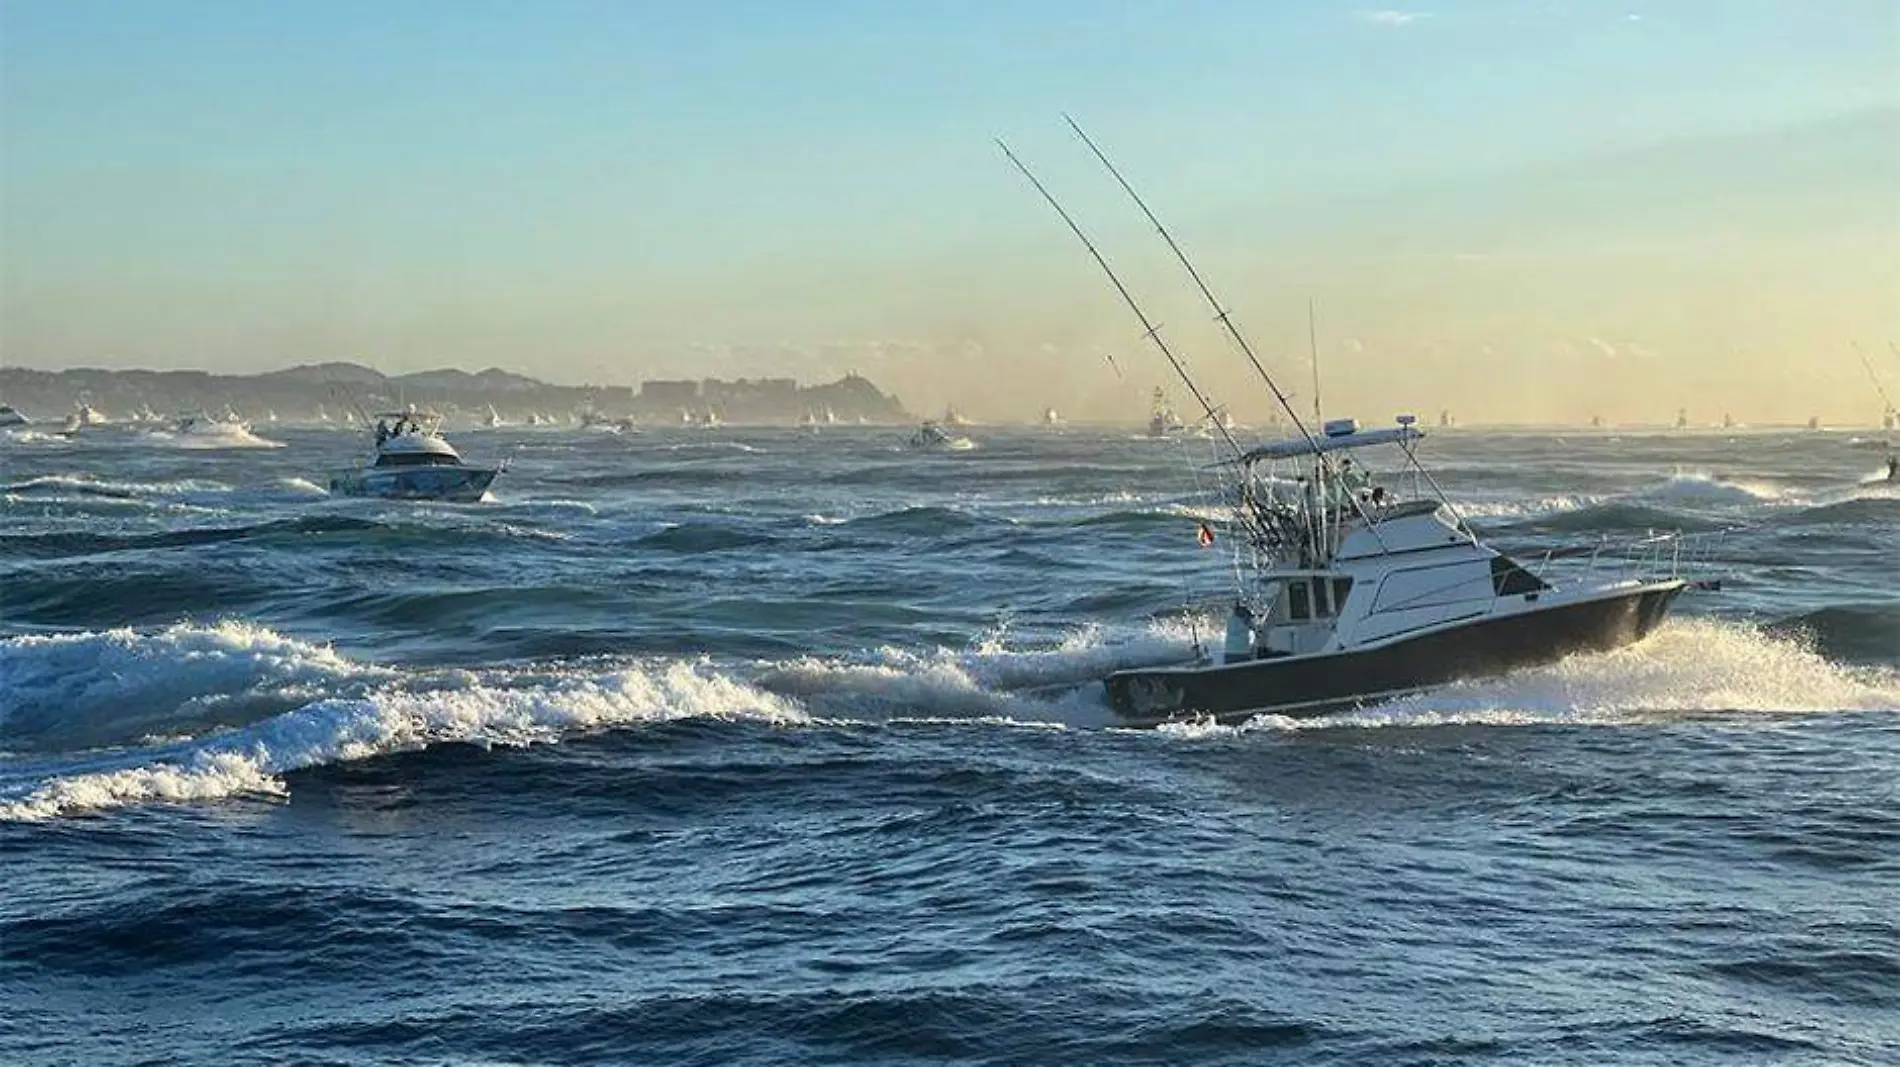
[329,466,499,503]
[1105,580,1685,726]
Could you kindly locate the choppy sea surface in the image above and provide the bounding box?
[3,420,1897,1066]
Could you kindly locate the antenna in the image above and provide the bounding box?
[996,138,1242,458]
[1307,298,1322,427]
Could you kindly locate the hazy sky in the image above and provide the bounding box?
[4,1,1897,423]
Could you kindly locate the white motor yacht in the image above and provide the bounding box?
[907,420,972,451]
[1147,388,1203,438]
[59,402,108,434]
[174,410,252,436]
[1105,417,1697,725]
[996,124,1707,727]
[329,409,501,502]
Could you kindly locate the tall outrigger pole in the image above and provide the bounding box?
[995,140,1244,461]
[1855,342,1898,424]
[1060,116,1398,555]
[1063,114,1325,456]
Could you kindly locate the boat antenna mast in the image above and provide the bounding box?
[995,139,1243,461]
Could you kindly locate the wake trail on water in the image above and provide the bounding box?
[4,613,1893,820]
[1160,618,1900,739]
[0,631,810,822]
[0,616,1203,820]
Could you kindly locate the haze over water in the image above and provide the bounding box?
[4,2,1897,423]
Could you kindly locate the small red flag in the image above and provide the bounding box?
[1197,522,1215,548]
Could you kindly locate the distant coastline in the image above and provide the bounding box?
[0,363,911,426]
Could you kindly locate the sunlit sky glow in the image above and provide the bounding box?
[4,1,1897,423]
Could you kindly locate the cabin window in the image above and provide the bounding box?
[1332,577,1354,611]
[375,452,458,468]
[1311,578,1331,617]
[1490,556,1550,596]
[1287,581,1311,621]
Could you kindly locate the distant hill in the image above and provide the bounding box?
[0,363,910,426]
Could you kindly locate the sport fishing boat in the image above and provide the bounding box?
[907,420,972,451]
[329,409,501,502]
[58,402,109,435]
[173,409,252,437]
[1102,417,1691,725]
[998,119,1703,728]
[1147,388,1188,437]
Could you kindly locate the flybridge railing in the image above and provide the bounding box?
[1530,528,1731,587]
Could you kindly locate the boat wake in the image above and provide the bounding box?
[140,426,287,449]
[1160,617,1900,737]
[4,615,1892,821]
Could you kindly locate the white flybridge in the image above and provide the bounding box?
[1002,117,1709,726]
[329,408,501,502]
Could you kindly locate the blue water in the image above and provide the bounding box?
[3,422,1898,1065]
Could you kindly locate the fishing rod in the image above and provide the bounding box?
[995,139,1244,461]
[1062,114,1326,457]
[1855,343,1896,411]
[1061,116,1392,553]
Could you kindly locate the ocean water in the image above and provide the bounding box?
[2,422,1897,1065]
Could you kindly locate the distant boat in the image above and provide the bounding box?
[0,403,28,428]
[1675,408,1690,430]
[1722,413,1736,430]
[942,405,972,428]
[1148,388,1187,438]
[329,409,501,502]
[483,404,504,428]
[60,402,108,435]
[1042,406,1062,427]
[173,410,253,437]
[907,420,973,451]
[1807,415,1820,431]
